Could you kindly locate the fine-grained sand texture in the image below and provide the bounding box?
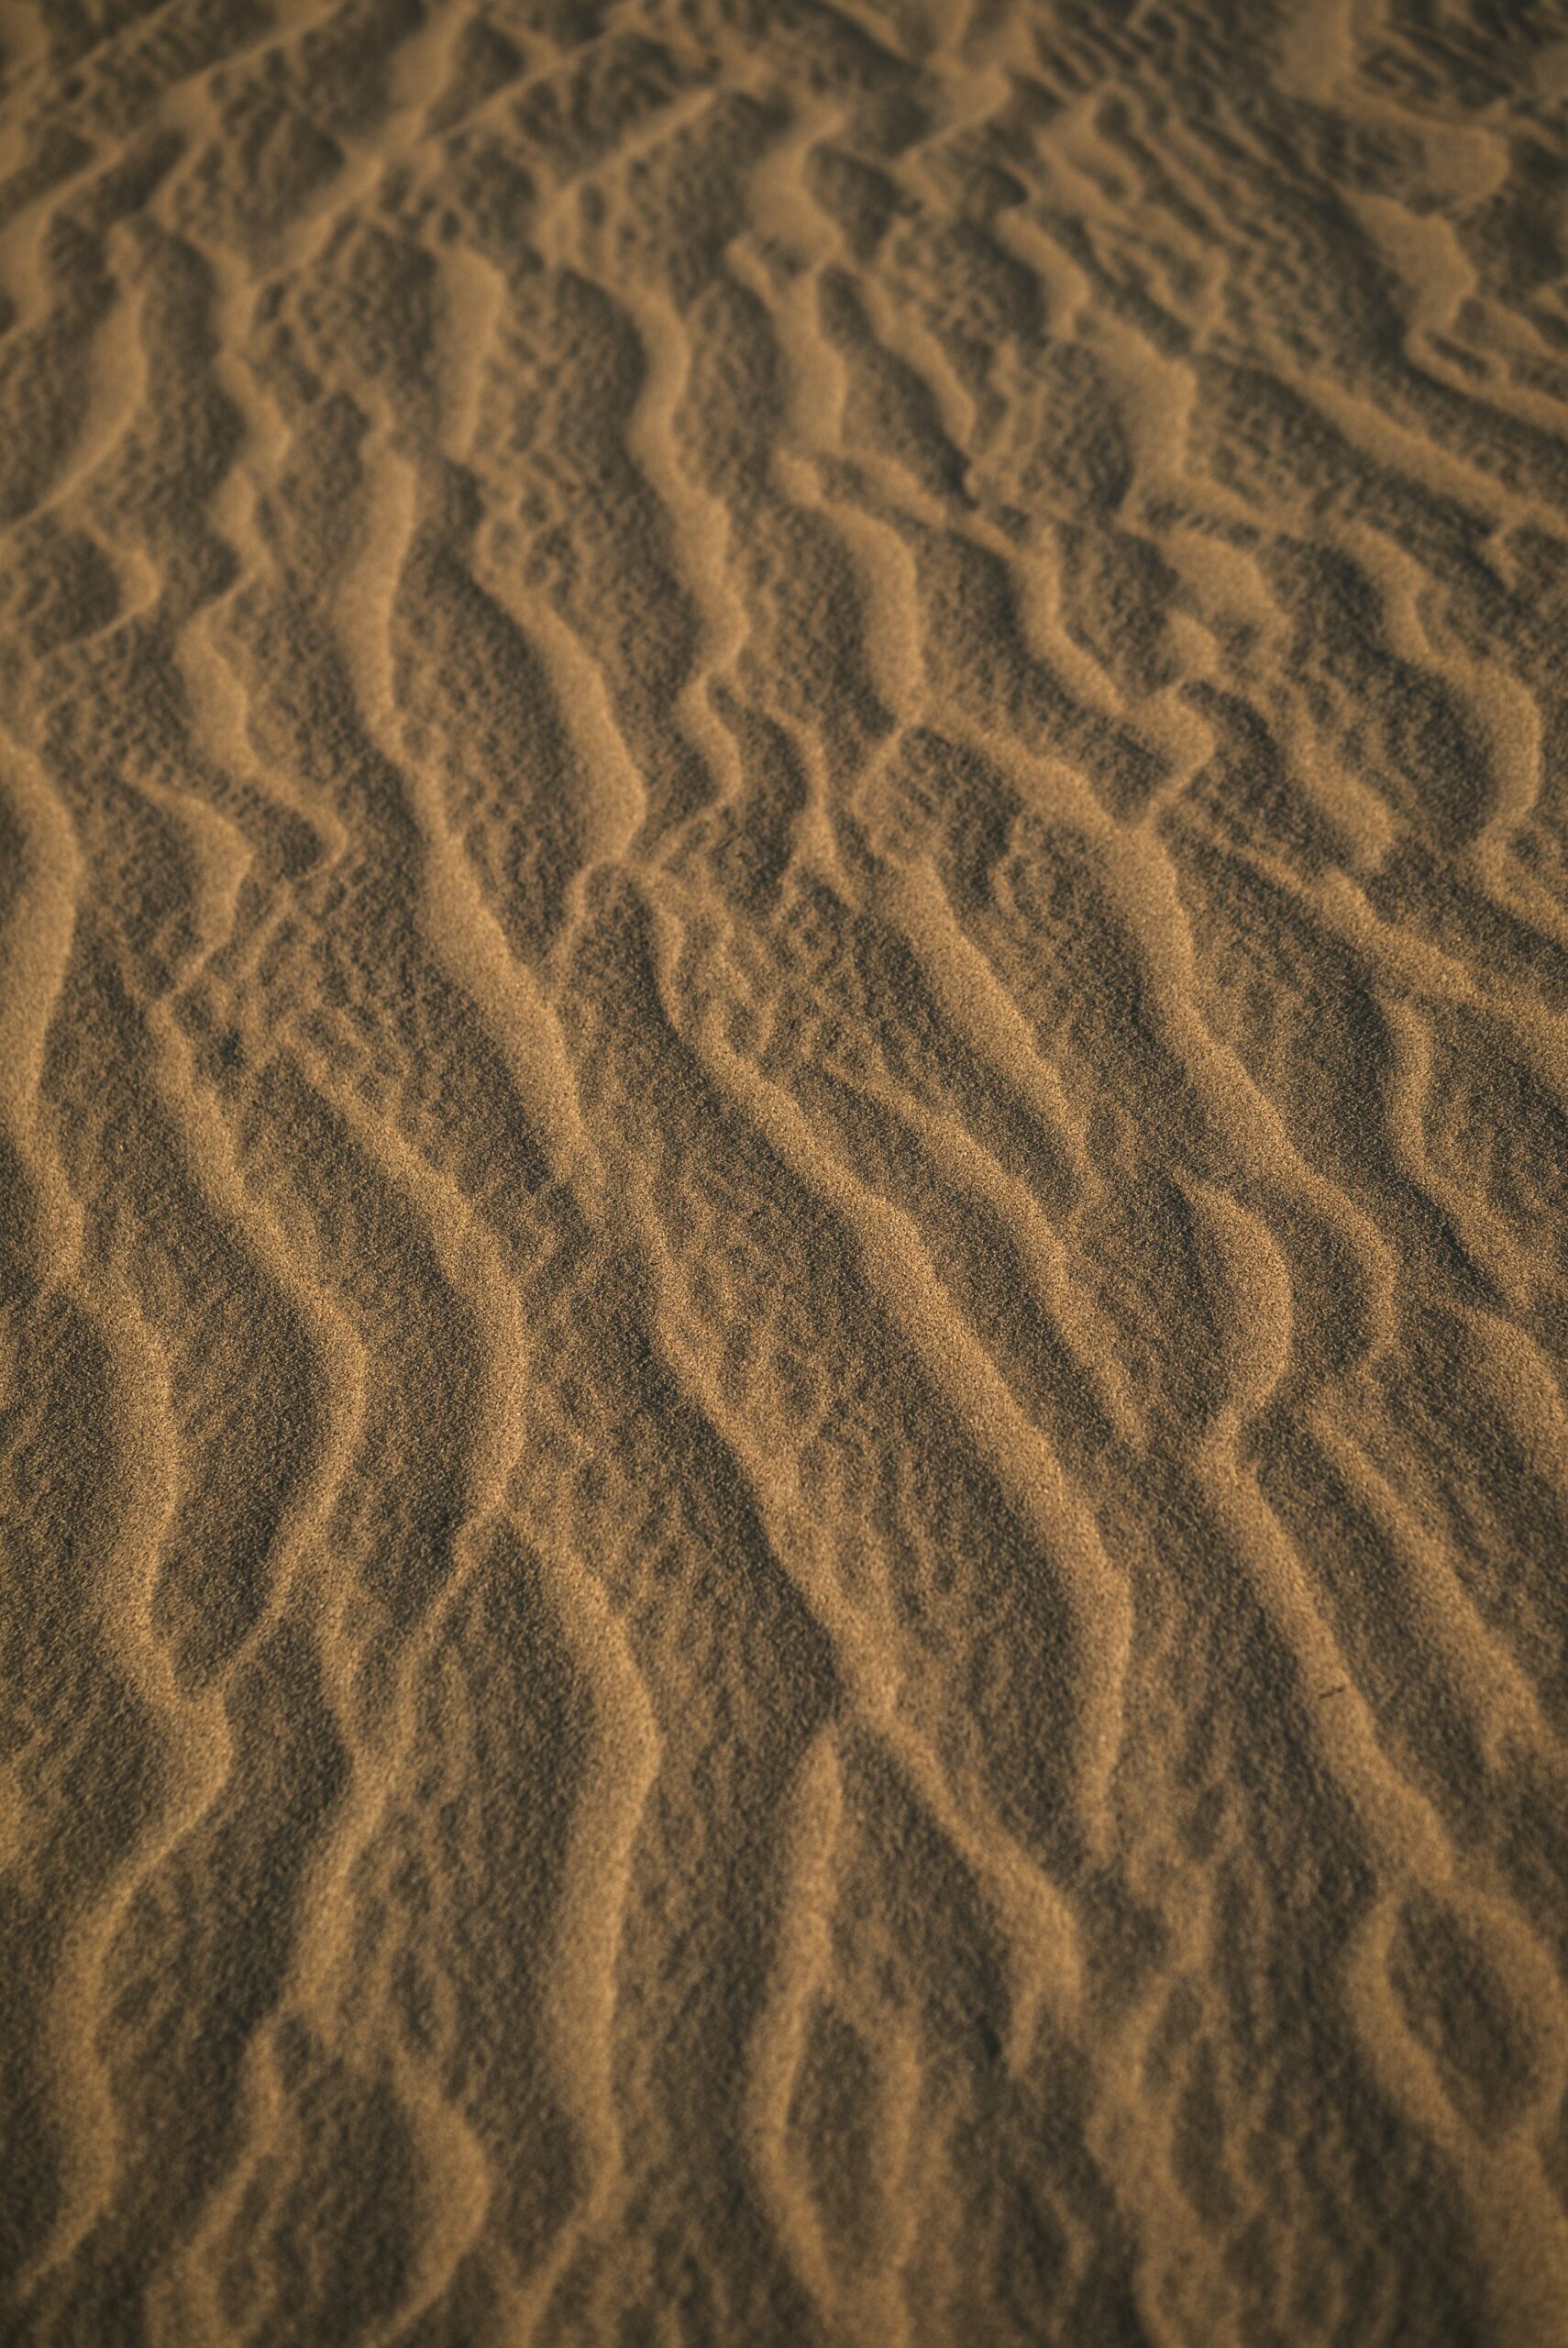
[5,1,1568,2341]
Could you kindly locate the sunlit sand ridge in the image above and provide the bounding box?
[4,0,1568,2341]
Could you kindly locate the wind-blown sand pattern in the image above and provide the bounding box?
[4,0,1568,2341]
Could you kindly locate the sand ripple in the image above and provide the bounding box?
[4,1,1568,2340]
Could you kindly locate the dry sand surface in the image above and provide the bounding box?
[5,0,1568,2341]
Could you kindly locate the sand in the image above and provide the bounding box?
[3,0,1568,2340]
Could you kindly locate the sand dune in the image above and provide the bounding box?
[4,0,1568,2339]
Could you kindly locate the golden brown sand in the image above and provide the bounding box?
[4,0,1568,2340]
